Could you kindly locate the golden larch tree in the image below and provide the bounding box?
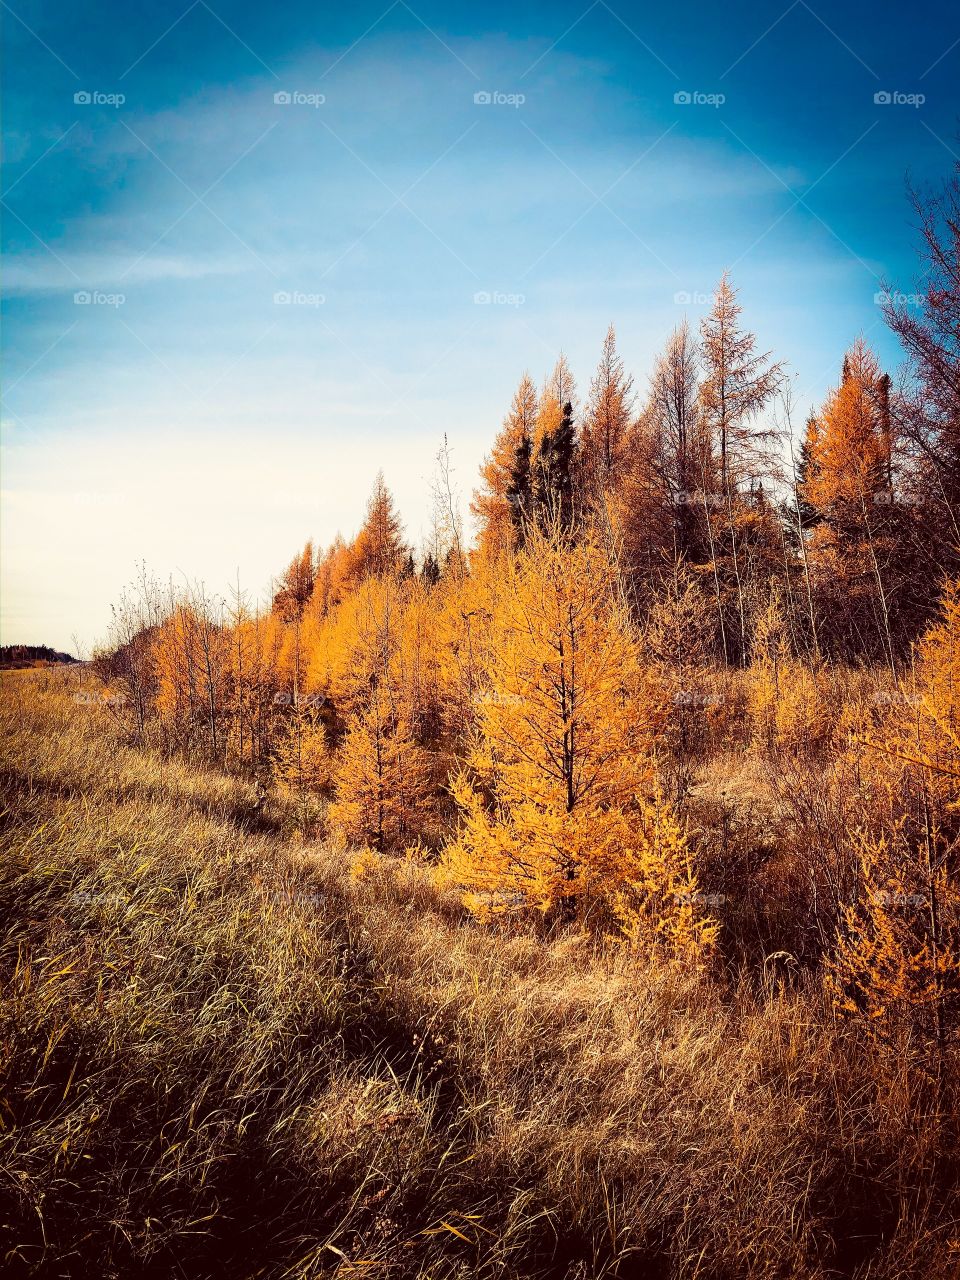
[580,324,635,505]
[801,341,898,665]
[327,686,435,852]
[826,825,959,1049]
[697,274,784,663]
[698,273,783,493]
[352,472,408,580]
[802,340,891,517]
[830,581,960,1048]
[443,527,716,957]
[272,701,333,829]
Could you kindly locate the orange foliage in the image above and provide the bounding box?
[442,528,714,955]
[802,340,891,516]
[115,293,959,1005]
[826,825,960,1044]
[327,688,435,852]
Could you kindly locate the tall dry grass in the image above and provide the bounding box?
[1,668,958,1278]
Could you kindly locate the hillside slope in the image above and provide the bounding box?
[1,669,958,1279]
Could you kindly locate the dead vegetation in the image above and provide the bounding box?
[1,667,959,1279]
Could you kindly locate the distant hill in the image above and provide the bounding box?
[0,644,76,668]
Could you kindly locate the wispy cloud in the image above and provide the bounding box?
[3,8,953,649]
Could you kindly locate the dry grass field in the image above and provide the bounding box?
[1,665,958,1279]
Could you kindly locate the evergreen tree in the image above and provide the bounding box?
[421,552,441,585]
[534,400,578,532]
[472,374,538,557]
[795,417,823,531]
[506,429,532,545]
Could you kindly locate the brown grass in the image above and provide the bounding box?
[1,668,958,1278]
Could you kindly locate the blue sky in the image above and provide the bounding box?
[2,0,958,650]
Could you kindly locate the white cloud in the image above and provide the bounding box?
[2,250,262,293]
[2,30,895,652]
